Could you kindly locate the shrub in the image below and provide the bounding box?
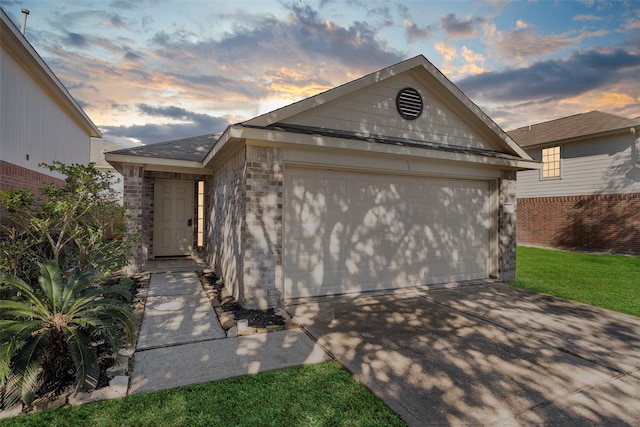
[0,162,132,282]
[0,262,137,409]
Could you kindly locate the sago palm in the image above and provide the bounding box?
[0,262,137,408]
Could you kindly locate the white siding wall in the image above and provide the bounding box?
[517,133,640,197]
[1,47,90,179]
[282,74,489,150]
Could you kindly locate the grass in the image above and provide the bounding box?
[0,361,405,427]
[510,246,640,317]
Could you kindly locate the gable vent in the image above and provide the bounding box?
[396,87,423,120]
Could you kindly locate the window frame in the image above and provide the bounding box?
[540,145,561,180]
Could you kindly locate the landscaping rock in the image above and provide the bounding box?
[226,326,238,338]
[0,404,22,420]
[106,357,129,377]
[33,393,67,413]
[219,312,236,329]
[68,391,93,406]
[109,376,129,396]
[118,347,135,358]
[285,319,300,330]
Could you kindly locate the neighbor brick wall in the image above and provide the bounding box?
[518,193,640,253]
[0,160,64,192]
[498,170,517,281]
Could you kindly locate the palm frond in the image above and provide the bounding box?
[63,327,99,392]
[0,272,49,317]
[37,262,63,315]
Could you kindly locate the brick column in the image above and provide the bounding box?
[122,164,144,273]
[242,146,283,309]
[498,170,517,281]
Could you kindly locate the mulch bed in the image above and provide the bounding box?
[198,271,287,330]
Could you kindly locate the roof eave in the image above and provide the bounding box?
[223,125,540,171]
[105,152,211,175]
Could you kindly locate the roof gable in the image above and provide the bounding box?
[244,55,530,159]
[508,110,639,148]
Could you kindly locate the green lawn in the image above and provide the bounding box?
[510,246,640,317]
[0,361,404,427]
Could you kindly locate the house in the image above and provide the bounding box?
[0,8,100,193]
[106,55,538,309]
[90,140,125,200]
[509,111,640,253]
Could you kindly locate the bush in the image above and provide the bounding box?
[0,262,137,409]
[0,162,132,283]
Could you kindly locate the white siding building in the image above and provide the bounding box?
[0,8,100,191]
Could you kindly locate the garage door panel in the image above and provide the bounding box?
[284,168,490,299]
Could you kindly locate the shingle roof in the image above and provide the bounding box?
[108,133,220,161]
[507,111,638,148]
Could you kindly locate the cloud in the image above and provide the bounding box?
[102,104,230,144]
[66,32,88,47]
[488,20,608,64]
[573,14,603,21]
[440,13,484,39]
[403,19,431,42]
[458,48,640,103]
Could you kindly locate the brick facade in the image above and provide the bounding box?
[0,160,65,192]
[121,165,207,273]
[209,147,246,303]
[518,193,640,254]
[498,170,517,281]
[121,152,519,309]
[208,145,284,309]
[242,146,283,309]
[122,165,144,272]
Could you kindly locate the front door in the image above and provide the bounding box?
[153,180,194,257]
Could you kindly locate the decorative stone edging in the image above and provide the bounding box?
[199,270,299,337]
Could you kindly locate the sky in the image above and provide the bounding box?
[2,0,640,147]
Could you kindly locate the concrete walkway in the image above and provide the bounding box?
[129,264,330,395]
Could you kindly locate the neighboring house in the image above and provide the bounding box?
[90,140,124,200]
[509,111,640,253]
[0,8,100,193]
[106,55,538,309]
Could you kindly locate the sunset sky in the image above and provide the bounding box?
[2,0,639,147]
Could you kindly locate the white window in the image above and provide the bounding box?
[541,146,561,179]
[197,181,205,247]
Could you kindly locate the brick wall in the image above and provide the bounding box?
[518,193,640,254]
[0,160,64,192]
[121,166,207,272]
[243,146,283,309]
[122,165,144,272]
[498,170,517,281]
[208,145,283,310]
[209,147,246,303]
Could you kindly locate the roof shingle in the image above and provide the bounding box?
[507,111,638,148]
[108,133,220,162]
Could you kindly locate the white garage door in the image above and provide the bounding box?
[283,168,490,299]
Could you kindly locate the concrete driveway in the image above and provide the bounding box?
[288,282,640,426]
